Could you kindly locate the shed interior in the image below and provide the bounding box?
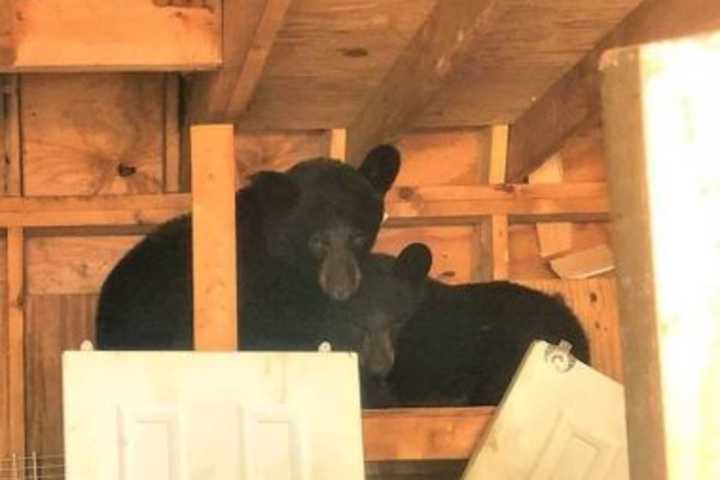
[1,0,718,478]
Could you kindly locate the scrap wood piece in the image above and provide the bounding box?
[549,244,614,280]
[529,155,573,260]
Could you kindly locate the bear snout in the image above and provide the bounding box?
[318,250,362,301]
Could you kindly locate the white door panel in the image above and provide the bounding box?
[63,351,365,480]
[462,341,629,480]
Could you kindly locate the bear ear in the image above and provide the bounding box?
[358,144,401,194]
[394,242,432,284]
[248,171,300,214]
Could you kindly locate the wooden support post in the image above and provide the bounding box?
[5,227,25,459]
[190,125,238,351]
[163,74,181,193]
[329,128,348,162]
[602,30,720,479]
[476,215,508,281]
[477,125,509,280]
[2,75,21,196]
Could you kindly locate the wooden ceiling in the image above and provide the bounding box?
[232,0,644,130]
[3,0,720,173]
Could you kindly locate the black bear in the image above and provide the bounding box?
[95,145,401,352]
[319,243,432,407]
[327,242,590,407]
[387,243,591,406]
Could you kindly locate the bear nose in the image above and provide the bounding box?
[319,250,361,301]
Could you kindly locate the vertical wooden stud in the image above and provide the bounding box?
[477,125,509,281]
[330,128,348,162]
[6,227,24,459]
[164,74,181,193]
[2,75,21,196]
[191,124,238,351]
[602,31,720,479]
[488,124,508,183]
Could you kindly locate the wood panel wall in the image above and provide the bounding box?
[0,73,621,475]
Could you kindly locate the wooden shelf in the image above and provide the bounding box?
[362,407,494,461]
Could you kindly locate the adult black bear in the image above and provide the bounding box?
[95,145,401,352]
[328,242,590,407]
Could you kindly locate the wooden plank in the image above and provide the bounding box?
[164,74,181,193]
[21,74,164,196]
[2,75,21,196]
[6,227,24,459]
[522,278,623,383]
[506,0,720,181]
[2,0,220,72]
[477,215,509,281]
[191,125,237,351]
[344,0,509,165]
[601,31,720,479]
[362,407,494,461]
[488,125,508,184]
[0,182,609,228]
[0,0,14,65]
[0,193,189,228]
[528,155,573,259]
[476,124,510,281]
[384,182,609,224]
[191,0,290,122]
[0,236,6,459]
[25,294,96,456]
[329,128,347,161]
[549,244,615,280]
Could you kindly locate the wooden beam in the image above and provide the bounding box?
[385,182,609,224]
[0,0,15,65]
[488,125,509,183]
[0,182,609,228]
[190,0,291,122]
[476,215,509,281]
[191,124,237,351]
[0,194,189,228]
[164,74,181,193]
[477,124,510,281]
[2,75,21,196]
[601,30,720,479]
[1,0,220,72]
[6,227,25,459]
[362,407,494,461]
[507,0,720,181]
[345,0,508,166]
